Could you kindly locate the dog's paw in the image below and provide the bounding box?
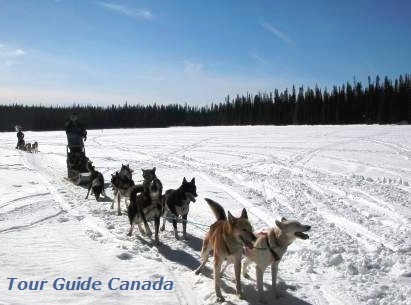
[237,291,245,300]
[216,296,225,303]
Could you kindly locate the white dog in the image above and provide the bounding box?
[242,218,311,303]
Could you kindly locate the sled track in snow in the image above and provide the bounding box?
[8,126,409,305]
[19,152,192,305]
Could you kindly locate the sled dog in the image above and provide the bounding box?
[135,168,158,192]
[161,177,197,240]
[25,143,32,152]
[195,198,256,302]
[111,171,134,215]
[119,164,133,181]
[32,141,38,153]
[85,161,106,200]
[242,218,311,302]
[127,173,163,245]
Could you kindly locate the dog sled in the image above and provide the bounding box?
[66,135,91,185]
[16,139,26,150]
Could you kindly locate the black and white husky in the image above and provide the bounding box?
[161,177,197,240]
[127,169,163,245]
[111,164,135,215]
[85,161,106,200]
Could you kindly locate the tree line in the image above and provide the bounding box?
[0,74,409,131]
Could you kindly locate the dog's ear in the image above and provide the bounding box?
[190,177,195,184]
[275,220,283,229]
[141,169,145,173]
[183,177,187,184]
[281,217,287,222]
[241,208,248,219]
[152,167,156,172]
[227,211,235,225]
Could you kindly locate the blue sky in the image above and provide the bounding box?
[0,0,410,106]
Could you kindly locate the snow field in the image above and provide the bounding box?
[0,125,410,305]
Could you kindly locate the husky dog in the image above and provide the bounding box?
[242,217,311,303]
[137,168,157,192]
[160,177,197,240]
[195,198,256,302]
[25,143,32,152]
[85,161,106,200]
[119,164,133,181]
[31,141,38,153]
[127,174,163,245]
[111,171,135,216]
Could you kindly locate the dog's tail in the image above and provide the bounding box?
[128,185,141,224]
[128,185,150,226]
[205,198,226,221]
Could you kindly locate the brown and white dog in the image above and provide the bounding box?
[31,141,38,153]
[25,143,32,152]
[242,217,311,303]
[195,198,256,302]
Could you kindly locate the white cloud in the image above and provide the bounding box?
[184,61,203,75]
[0,45,26,58]
[98,2,153,20]
[0,44,26,67]
[251,51,269,65]
[261,22,293,45]
[11,49,26,56]
[0,45,305,106]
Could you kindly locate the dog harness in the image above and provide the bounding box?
[265,236,281,261]
[258,231,281,261]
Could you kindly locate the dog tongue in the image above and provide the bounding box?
[295,232,309,239]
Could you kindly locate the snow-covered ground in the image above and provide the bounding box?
[0,125,410,305]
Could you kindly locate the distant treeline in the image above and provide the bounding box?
[1,74,410,131]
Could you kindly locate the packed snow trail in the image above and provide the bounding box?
[0,125,410,305]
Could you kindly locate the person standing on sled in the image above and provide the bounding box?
[65,114,87,152]
[65,113,90,182]
[16,128,25,149]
